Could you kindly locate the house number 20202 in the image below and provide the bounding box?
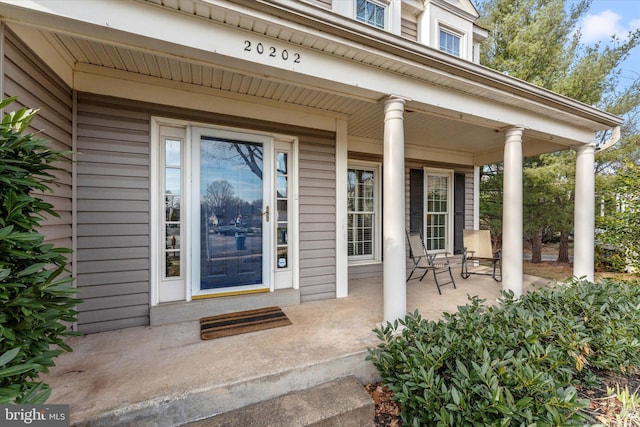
[243,40,301,63]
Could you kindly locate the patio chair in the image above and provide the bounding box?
[461,230,502,282]
[406,229,456,294]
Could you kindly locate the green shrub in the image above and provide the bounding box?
[367,279,640,426]
[595,245,627,273]
[0,97,80,404]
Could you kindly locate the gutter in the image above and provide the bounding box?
[596,126,621,152]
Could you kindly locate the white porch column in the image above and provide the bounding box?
[502,126,524,297]
[383,96,407,323]
[573,143,596,281]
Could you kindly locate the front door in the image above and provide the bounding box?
[191,127,272,297]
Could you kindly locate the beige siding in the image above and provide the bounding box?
[2,29,73,251]
[401,17,418,41]
[405,166,413,273]
[299,137,336,301]
[306,0,331,9]
[465,171,474,230]
[348,263,383,280]
[75,94,151,333]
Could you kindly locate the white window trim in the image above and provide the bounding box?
[347,160,382,265]
[150,117,191,306]
[438,24,465,58]
[423,167,455,254]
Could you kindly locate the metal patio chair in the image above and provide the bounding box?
[461,229,502,282]
[406,229,456,295]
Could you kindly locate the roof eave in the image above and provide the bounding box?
[228,0,622,129]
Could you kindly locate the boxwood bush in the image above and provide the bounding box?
[367,279,640,426]
[0,97,79,403]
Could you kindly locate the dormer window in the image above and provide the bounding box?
[356,0,386,29]
[439,27,461,56]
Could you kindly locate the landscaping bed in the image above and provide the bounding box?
[366,278,640,426]
[367,367,640,426]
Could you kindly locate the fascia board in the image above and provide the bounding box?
[230,0,623,128]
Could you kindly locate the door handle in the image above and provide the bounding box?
[260,206,269,222]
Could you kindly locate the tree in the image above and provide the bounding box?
[0,97,79,403]
[204,179,236,219]
[476,0,640,263]
[523,153,575,263]
[596,160,640,272]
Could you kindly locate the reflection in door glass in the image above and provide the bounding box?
[200,137,263,289]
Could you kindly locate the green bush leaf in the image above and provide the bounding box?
[0,348,21,367]
[0,97,80,404]
[367,278,640,425]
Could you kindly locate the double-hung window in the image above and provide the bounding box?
[424,170,453,253]
[347,163,380,261]
[356,0,386,29]
[439,27,461,57]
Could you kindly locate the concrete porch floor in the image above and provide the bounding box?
[42,272,550,426]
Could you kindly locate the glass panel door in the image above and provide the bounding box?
[193,129,271,295]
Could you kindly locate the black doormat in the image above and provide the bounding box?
[200,306,292,340]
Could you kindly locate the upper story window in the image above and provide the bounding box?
[439,28,461,57]
[356,0,386,29]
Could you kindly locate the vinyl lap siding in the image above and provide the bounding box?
[401,17,418,41]
[2,29,73,251]
[298,137,336,302]
[348,263,382,280]
[307,0,331,9]
[76,95,151,333]
[465,172,474,230]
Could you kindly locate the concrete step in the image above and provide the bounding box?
[183,377,375,427]
[72,351,380,427]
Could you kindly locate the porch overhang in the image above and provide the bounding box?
[0,0,622,166]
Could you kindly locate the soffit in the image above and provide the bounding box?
[43,29,504,153]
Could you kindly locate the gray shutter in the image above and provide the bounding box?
[454,173,465,254]
[409,169,423,233]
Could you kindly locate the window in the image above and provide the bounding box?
[275,150,290,270]
[347,163,380,260]
[356,0,385,29]
[424,170,453,252]
[163,137,183,279]
[439,28,461,56]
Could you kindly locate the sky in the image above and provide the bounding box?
[577,0,640,90]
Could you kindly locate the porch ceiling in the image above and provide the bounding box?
[22,28,518,163]
[4,0,609,164]
[2,0,624,167]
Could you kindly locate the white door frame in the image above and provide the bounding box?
[150,117,298,305]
